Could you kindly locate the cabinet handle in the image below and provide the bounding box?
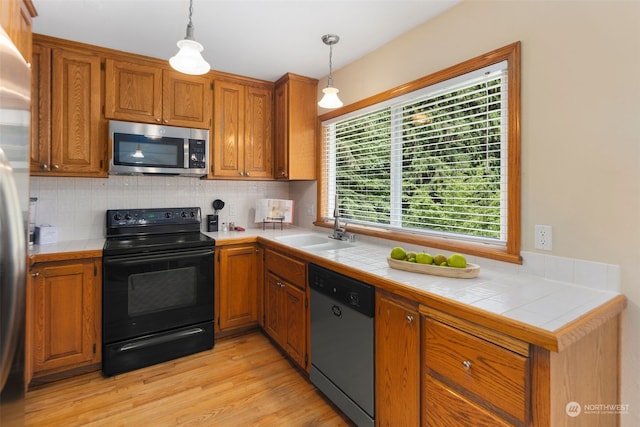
[39,164,48,170]
[276,281,285,288]
[406,315,414,323]
[462,360,472,369]
[31,272,40,277]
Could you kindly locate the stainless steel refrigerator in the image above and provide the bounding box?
[0,26,31,426]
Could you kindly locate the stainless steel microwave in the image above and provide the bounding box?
[109,120,209,177]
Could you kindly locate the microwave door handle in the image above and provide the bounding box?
[184,140,189,169]
[0,148,27,390]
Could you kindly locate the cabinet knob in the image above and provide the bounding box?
[31,272,40,277]
[406,315,414,323]
[155,118,161,123]
[39,164,48,170]
[462,360,472,369]
[276,281,285,288]
[163,119,169,124]
[245,171,250,176]
[52,164,59,170]
[279,171,286,177]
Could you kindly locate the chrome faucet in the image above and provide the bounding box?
[329,194,350,240]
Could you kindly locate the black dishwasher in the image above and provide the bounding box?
[308,263,375,427]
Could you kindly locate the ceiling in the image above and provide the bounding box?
[32,0,461,82]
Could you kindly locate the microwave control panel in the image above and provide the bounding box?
[189,139,207,169]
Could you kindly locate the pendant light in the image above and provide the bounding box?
[318,34,343,109]
[169,0,210,75]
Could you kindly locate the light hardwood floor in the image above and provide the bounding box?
[25,332,354,426]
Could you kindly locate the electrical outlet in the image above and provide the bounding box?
[535,225,553,250]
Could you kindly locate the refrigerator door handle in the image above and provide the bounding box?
[0,147,26,390]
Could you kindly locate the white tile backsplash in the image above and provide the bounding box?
[29,176,621,294]
[30,176,290,240]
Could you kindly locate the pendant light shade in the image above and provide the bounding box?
[169,0,210,75]
[318,34,343,109]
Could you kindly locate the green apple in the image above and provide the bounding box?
[415,253,433,264]
[390,247,406,260]
[448,253,467,268]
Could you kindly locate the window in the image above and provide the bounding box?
[318,43,521,263]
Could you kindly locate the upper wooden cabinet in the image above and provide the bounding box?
[274,73,318,180]
[105,59,212,129]
[0,0,37,62]
[210,79,273,179]
[30,41,105,177]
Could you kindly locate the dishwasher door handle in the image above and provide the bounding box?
[332,305,342,318]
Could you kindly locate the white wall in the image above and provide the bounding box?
[317,0,640,424]
[29,176,290,239]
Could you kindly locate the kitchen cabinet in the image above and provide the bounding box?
[375,291,420,426]
[263,249,307,370]
[273,73,318,180]
[30,39,104,177]
[27,257,102,384]
[421,308,530,426]
[216,243,261,333]
[211,79,273,179]
[0,0,36,62]
[105,58,212,129]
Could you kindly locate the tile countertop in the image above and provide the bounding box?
[31,226,626,352]
[212,227,626,352]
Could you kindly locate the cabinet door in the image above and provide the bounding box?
[273,82,288,179]
[163,69,212,128]
[51,48,103,175]
[284,282,306,369]
[376,293,420,426]
[104,59,163,123]
[264,272,285,343]
[212,80,244,177]
[218,244,259,331]
[244,85,273,178]
[273,74,317,180]
[30,43,51,174]
[31,259,100,375]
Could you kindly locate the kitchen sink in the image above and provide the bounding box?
[274,233,354,251]
[302,240,354,251]
[274,234,331,247]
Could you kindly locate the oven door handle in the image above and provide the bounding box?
[103,248,214,265]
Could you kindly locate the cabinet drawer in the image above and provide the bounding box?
[423,317,529,424]
[265,249,305,289]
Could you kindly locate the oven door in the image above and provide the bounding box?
[103,247,214,344]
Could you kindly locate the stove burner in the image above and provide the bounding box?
[104,207,215,256]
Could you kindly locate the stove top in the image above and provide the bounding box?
[104,207,215,256]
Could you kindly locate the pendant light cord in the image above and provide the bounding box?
[328,43,334,87]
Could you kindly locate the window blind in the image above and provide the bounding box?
[321,62,509,244]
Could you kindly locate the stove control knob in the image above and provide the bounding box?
[181,211,187,218]
[124,213,132,220]
[189,210,196,218]
[165,212,172,219]
[114,213,122,221]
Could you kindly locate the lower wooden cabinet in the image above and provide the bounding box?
[263,249,307,370]
[375,291,420,426]
[421,308,531,426]
[27,257,102,383]
[216,243,261,333]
